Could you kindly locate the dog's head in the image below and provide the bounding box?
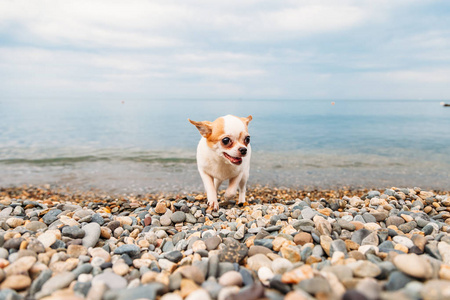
[189,115,252,165]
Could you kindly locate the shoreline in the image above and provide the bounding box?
[0,185,449,299]
[2,184,450,204]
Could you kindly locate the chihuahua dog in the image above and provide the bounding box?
[189,115,252,210]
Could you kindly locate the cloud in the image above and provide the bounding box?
[1,0,450,100]
[0,0,373,48]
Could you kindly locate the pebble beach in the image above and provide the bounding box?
[1,185,450,300]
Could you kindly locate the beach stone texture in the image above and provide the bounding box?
[0,186,449,300]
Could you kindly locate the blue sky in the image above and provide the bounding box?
[1,0,450,100]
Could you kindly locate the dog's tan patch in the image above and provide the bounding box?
[206,117,226,148]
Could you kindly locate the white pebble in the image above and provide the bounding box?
[258,266,274,286]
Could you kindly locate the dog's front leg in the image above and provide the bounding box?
[214,178,223,193]
[238,175,248,204]
[224,175,242,200]
[199,170,219,210]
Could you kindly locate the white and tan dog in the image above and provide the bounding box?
[189,115,252,210]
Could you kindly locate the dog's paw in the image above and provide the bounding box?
[237,201,249,208]
[207,199,219,211]
[238,197,246,204]
[224,190,236,201]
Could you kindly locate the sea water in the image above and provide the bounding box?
[1,99,449,192]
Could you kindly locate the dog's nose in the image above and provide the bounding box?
[239,147,247,156]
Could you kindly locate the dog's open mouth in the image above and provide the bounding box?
[223,152,242,165]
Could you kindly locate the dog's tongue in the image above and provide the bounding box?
[229,156,242,164]
[224,153,242,165]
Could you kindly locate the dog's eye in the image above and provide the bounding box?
[244,136,250,144]
[222,137,231,145]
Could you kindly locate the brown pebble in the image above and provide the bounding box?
[439,265,450,280]
[281,265,314,284]
[272,237,292,251]
[19,240,28,250]
[100,227,111,239]
[155,202,167,214]
[0,274,32,290]
[180,279,200,298]
[294,232,313,246]
[248,245,271,256]
[345,240,360,252]
[67,245,88,258]
[411,234,427,252]
[177,265,205,285]
[141,271,158,284]
[285,290,310,300]
[348,250,365,260]
[394,244,409,253]
[144,216,152,226]
[350,221,365,231]
[0,258,9,268]
[306,256,322,264]
[4,256,36,276]
[280,245,301,263]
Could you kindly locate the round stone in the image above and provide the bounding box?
[4,256,36,276]
[393,236,414,249]
[6,217,24,228]
[192,240,206,252]
[248,245,272,256]
[25,221,48,232]
[271,258,294,274]
[178,265,205,285]
[297,277,331,295]
[351,261,381,278]
[155,202,167,214]
[398,221,417,234]
[0,274,31,290]
[218,238,248,264]
[165,250,183,263]
[92,272,127,290]
[37,232,57,248]
[171,211,186,223]
[113,263,130,276]
[420,280,450,300]
[205,236,221,251]
[281,265,314,284]
[185,289,211,300]
[386,216,405,227]
[89,247,111,262]
[42,209,62,225]
[82,223,101,248]
[219,271,243,286]
[247,254,272,270]
[294,232,313,246]
[62,226,85,239]
[114,244,140,258]
[160,215,172,226]
[67,245,88,257]
[393,254,433,279]
[257,267,274,285]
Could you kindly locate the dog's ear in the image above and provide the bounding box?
[241,115,252,127]
[189,119,212,138]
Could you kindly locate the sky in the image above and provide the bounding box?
[1,0,450,101]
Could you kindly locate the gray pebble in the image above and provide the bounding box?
[171,211,186,223]
[82,223,101,248]
[114,244,141,257]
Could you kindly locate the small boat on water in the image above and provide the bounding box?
[440,102,450,107]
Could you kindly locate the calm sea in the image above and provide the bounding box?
[1,99,449,193]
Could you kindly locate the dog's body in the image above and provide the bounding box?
[189,115,252,210]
